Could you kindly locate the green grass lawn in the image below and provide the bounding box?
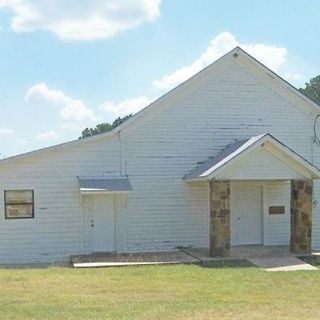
[0,262,319,319]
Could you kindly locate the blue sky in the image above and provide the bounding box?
[0,0,319,156]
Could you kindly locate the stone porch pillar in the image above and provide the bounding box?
[209,180,230,257]
[290,179,313,254]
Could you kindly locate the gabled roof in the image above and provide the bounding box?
[0,46,319,165]
[113,46,320,134]
[78,176,132,193]
[184,133,320,181]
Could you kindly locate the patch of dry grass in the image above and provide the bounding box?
[0,263,319,319]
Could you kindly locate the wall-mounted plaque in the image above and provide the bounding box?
[269,206,285,215]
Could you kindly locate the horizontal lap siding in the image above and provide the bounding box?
[218,149,305,180]
[0,61,319,261]
[0,137,121,263]
[123,63,316,251]
[81,195,92,254]
[124,179,209,251]
[264,182,290,245]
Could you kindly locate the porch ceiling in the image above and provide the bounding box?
[184,133,320,181]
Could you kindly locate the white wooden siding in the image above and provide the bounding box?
[263,181,290,245]
[216,148,305,180]
[0,136,122,263]
[0,55,319,262]
[312,183,320,249]
[311,145,320,249]
[122,62,317,252]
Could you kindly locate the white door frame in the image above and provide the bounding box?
[231,181,264,246]
[90,194,116,252]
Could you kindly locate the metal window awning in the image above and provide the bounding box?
[78,177,132,194]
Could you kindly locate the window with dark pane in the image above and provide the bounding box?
[5,190,34,219]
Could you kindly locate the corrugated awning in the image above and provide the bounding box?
[78,177,132,193]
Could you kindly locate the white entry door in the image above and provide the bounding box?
[91,195,115,252]
[231,184,263,245]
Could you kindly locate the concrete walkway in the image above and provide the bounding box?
[184,247,318,272]
[247,256,317,272]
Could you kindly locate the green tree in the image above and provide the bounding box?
[299,75,320,105]
[111,114,133,128]
[79,114,132,139]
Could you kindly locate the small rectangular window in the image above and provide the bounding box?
[5,190,34,219]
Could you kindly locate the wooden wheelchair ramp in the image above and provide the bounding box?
[71,251,199,268]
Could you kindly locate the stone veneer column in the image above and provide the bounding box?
[290,179,313,254]
[209,180,230,257]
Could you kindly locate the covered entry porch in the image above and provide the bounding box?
[184,134,320,257]
[210,179,313,257]
[230,180,291,248]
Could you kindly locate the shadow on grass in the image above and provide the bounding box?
[198,259,255,269]
[0,262,72,270]
[0,260,256,270]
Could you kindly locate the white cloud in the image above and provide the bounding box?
[153,32,289,90]
[26,83,67,107]
[100,96,153,117]
[25,83,98,129]
[0,128,13,135]
[0,0,161,40]
[26,83,153,132]
[35,130,59,140]
[58,99,97,123]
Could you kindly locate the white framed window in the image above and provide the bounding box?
[4,190,34,219]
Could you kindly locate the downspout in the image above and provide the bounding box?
[117,130,127,252]
[311,115,319,209]
[118,132,122,175]
[118,130,127,176]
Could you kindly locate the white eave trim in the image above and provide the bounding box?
[185,133,320,181]
[200,134,265,177]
